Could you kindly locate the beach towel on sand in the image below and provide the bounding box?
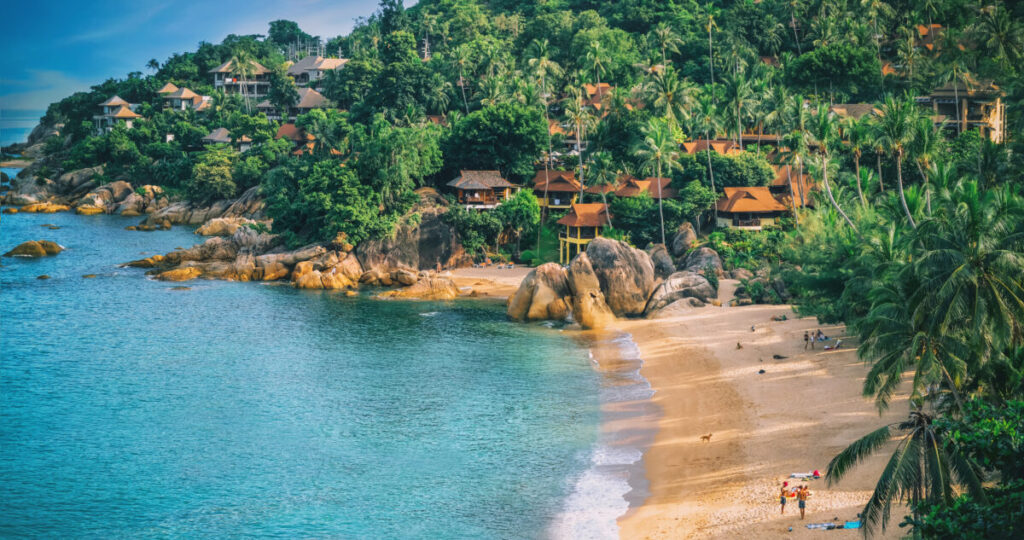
[806,522,836,530]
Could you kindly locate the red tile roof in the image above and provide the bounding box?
[532,170,580,192]
[716,187,788,213]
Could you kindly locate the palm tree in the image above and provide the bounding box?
[452,45,472,114]
[860,0,894,60]
[229,51,256,114]
[146,58,160,72]
[588,151,617,228]
[564,87,595,202]
[704,9,718,85]
[634,119,679,245]
[874,95,919,228]
[585,40,609,95]
[650,23,682,67]
[426,74,452,114]
[971,4,1024,72]
[841,115,870,205]
[787,0,804,55]
[692,90,722,223]
[645,68,691,130]
[808,103,858,232]
[527,39,564,255]
[722,70,753,147]
[826,409,985,536]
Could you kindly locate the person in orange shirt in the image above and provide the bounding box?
[797,485,809,519]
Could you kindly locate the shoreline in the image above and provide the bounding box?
[613,293,909,538]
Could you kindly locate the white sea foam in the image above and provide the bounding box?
[549,331,654,540]
[419,311,440,317]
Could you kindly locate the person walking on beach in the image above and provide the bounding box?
[780,482,789,514]
[797,485,809,519]
[804,331,811,350]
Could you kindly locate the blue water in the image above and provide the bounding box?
[0,208,607,537]
[0,109,45,147]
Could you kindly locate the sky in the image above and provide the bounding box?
[0,0,403,111]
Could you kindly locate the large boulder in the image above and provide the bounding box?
[19,202,70,213]
[196,217,256,236]
[670,222,699,257]
[583,238,656,317]
[648,297,706,318]
[644,271,716,316]
[567,253,615,329]
[4,240,63,257]
[356,189,468,273]
[507,263,572,321]
[646,243,675,280]
[156,267,202,282]
[679,246,723,276]
[116,193,145,216]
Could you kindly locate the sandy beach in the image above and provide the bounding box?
[612,279,909,539]
[448,265,531,299]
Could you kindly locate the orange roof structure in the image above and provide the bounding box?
[881,62,897,76]
[275,123,314,143]
[717,187,788,214]
[614,177,676,199]
[208,59,270,75]
[583,83,612,99]
[99,95,130,107]
[532,170,580,192]
[157,82,179,94]
[557,203,611,228]
[109,105,142,119]
[548,119,569,136]
[682,139,741,155]
[165,87,199,100]
[426,115,447,126]
[770,165,815,207]
[294,87,331,109]
[447,170,513,190]
[829,103,878,120]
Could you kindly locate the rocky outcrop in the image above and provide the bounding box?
[56,166,104,193]
[678,246,723,276]
[19,202,70,213]
[566,253,615,329]
[507,263,572,321]
[141,185,265,226]
[356,189,468,273]
[584,238,656,317]
[670,222,698,257]
[646,243,675,280]
[378,276,459,300]
[644,271,715,316]
[195,217,258,236]
[156,267,202,282]
[648,297,707,318]
[3,240,63,257]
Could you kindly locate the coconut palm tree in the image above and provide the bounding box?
[645,68,691,130]
[452,44,472,114]
[704,9,719,85]
[692,90,722,223]
[722,70,753,147]
[650,23,682,67]
[634,118,679,245]
[527,39,564,255]
[564,87,596,201]
[826,409,985,536]
[841,115,870,205]
[585,40,609,95]
[229,51,257,114]
[874,95,919,228]
[588,151,617,228]
[808,103,859,232]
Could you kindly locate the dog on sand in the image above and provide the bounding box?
[700,433,713,442]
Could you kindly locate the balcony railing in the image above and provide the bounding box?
[734,218,762,227]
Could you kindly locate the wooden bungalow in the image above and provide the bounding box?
[447,170,516,210]
[163,87,210,111]
[257,87,332,121]
[613,176,676,199]
[532,170,580,209]
[716,187,789,230]
[915,80,1005,143]
[556,203,611,264]
[209,59,271,98]
[287,56,348,87]
[156,82,179,95]
[202,127,252,152]
[93,96,141,134]
[769,165,815,209]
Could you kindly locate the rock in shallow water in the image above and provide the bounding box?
[4,240,63,257]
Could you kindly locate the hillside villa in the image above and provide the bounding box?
[256,87,332,121]
[287,55,348,88]
[93,96,142,134]
[716,186,789,230]
[557,202,611,264]
[202,127,252,152]
[209,59,271,98]
[915,80,1006,143]
[532,170,580,210]
[162,87,212,112]
[447,170,517,210]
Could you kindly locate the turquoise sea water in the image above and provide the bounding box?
[0,208,614,537]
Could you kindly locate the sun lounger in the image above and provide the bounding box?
[844,521,862,529]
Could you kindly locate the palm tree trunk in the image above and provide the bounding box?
[953,70,961,131]
[796,156,806,207]
[657,160,666,245]
[459,67,469,114]
[821,155,858,232]
[708,27,714,85]
[854,152,866,205]
[706,130,718,225]
[537,87,553,257]
[876,153,885,192]
[601,191,612,228]
[576,121,585,201]
[896,148,916,229]
[786,164,799,226]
